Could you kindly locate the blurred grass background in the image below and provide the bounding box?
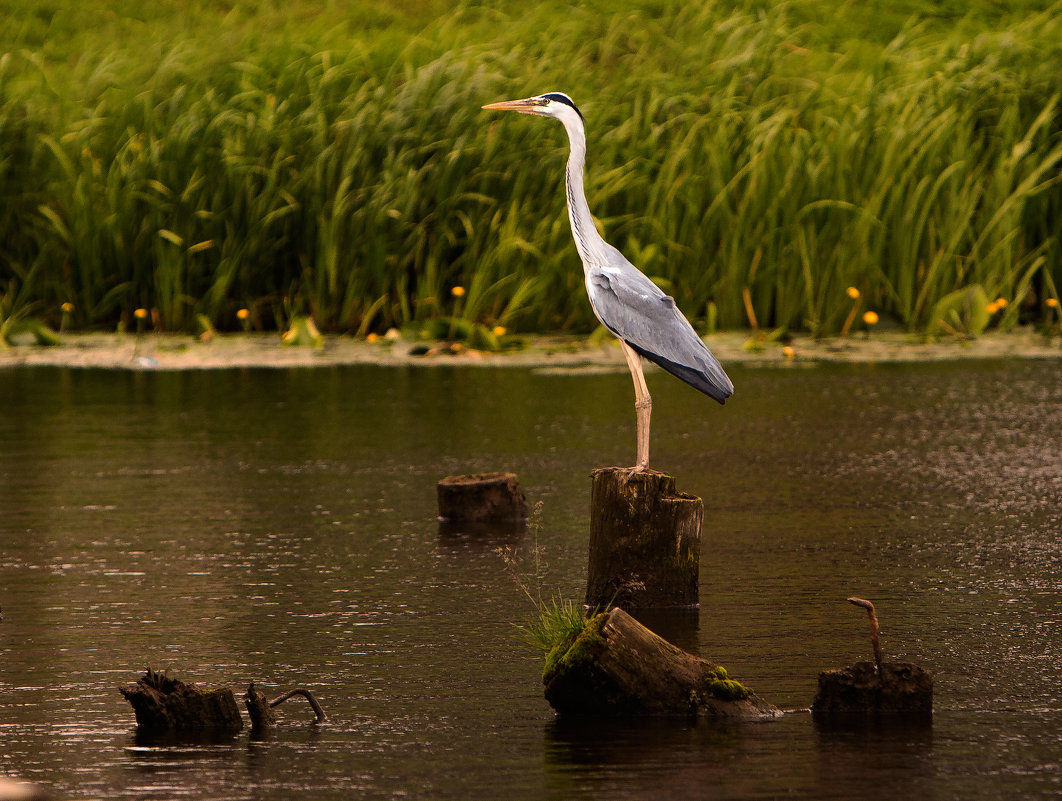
[1,0,1060,339]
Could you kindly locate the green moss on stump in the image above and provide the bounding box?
[543,611,608,684]
[701,665,752,702]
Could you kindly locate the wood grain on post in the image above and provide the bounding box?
[585,468,702,609]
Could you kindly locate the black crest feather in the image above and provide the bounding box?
[541,92,584,121]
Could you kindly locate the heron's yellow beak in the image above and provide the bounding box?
[482,97,545,115]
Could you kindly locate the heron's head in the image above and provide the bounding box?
[482,92,584,124]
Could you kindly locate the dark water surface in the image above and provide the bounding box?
[1,359,1060,799]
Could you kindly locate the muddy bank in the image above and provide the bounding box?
[1,330,1059,372]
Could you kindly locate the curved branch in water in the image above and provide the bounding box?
[847,597,884,674]
[268,688,327,722]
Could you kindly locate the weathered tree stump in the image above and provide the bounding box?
[544,607,779,719]
[437,472,529,524]
[585,468,701,609]
[812,598,933,717]
[119,670,242,734]
[812,661,933,716]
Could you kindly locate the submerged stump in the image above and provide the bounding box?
[585,468,701,609]
[119,670,242,734]
[812,598,933,717]
[544,607,779,719]
[245,683,278,731]
[437,472,528,524]
[812,661,933,716]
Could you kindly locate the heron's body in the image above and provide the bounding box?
[483,92,733,469]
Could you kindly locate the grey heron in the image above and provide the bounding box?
[482,92,733,471]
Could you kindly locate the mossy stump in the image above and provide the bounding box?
[544,607,779,719]
[119,671,242,734]
[437,472,528,524]
[812,661,933,717]
[585,468,701,609]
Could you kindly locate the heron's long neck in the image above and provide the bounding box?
[562,119,609,271]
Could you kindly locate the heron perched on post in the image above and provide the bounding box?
[482,92,733,471]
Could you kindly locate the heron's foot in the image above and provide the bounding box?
[620,462,651,483]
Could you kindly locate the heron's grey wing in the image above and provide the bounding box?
[587,259,734,404]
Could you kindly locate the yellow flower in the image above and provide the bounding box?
[61,302,74,313]
[985,301,1000,315]
[451,286,466,298]
[134,308,148,320]
[1047,298,1059,308]
[782,345,795,360]
[492,325,507,337]
[995,297,1008,309]
[236,308,250,320]
[846,286,860,299]
[863,311,879,326]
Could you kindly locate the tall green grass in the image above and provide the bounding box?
[1,0,1059,336]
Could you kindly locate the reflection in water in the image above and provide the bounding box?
[0,360,1060,799]
[437,517,528,545]
[545,714,750,767]
[811,716,936,801]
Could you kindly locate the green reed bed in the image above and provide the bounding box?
[1,0,1060,339]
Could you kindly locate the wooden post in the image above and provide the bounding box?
[585,468,702,609]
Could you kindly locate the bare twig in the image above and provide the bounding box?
[269,688,327,722]
[847,597,884,674]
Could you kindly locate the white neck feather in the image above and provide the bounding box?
[558,114,610,271]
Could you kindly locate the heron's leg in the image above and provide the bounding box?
[620,341,651,470]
